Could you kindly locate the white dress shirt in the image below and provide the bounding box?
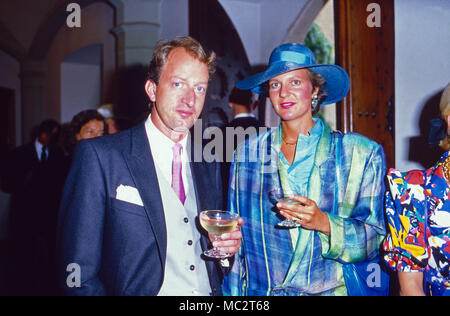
[145,116,212,296]
[34,139,48,162]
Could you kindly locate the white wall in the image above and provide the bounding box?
[219,0,308,65]
[0,50,21,146]
[61,62,101,123]
[160,0,189,39]
[395,0,450,171]
[218,0,261,64]
[0,50,20,240]
[259,0,309,63]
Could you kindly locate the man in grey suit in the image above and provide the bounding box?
[57,36,243,296]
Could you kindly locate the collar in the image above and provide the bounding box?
[34,139,48,159]
[274,118,324,147]
[145,115,191,174]
[35,138,43,152]
[145,115,189,151]
[233,113,255,120]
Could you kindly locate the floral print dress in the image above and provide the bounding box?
[383,152,450,296]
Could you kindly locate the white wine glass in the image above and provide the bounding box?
[267,142,303,229]
[199,210,239,259]
[268,187,301,229]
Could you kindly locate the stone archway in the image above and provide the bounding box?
[0,21,26,62]
[28,0,114,60]
[189,0,252,127]
[19,0,117,140]
[0,21,26,145]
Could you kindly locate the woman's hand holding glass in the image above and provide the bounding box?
[277,194,330,236]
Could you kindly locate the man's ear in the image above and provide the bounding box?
[145,79,157,102]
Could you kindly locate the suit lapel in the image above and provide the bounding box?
[123,123,167,266]
[26,142,40,165]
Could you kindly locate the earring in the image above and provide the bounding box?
[311,95,318,110]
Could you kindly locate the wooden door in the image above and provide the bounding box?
[334,0,395,168]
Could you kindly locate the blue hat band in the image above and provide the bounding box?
[270,50,315,66]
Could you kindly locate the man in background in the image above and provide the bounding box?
[221,87,266,196]
[1,119,65,295]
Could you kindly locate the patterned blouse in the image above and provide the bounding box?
[383,152,450,296]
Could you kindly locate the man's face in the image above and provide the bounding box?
[38,132,50,147]
[145,47,209,140]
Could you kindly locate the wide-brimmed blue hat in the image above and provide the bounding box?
[236,43,350,105]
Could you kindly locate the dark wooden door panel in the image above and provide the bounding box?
[335,0,395,168]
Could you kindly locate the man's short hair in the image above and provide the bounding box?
[147,36,216,84]
[229,87,254,109]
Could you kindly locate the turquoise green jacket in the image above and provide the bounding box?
[224,119,387,296]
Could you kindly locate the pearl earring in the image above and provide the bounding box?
[311,95,318,110]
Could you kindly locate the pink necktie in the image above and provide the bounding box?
[172,143,186,205]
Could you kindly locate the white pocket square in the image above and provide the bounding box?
[115,185,144,206]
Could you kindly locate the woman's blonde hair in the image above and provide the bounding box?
[438,83,450,150]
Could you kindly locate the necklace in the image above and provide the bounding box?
[281,135,297,146]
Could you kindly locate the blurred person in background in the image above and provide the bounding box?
[1,119,66,295]
[64,109,106,159]
[98,103,120,134]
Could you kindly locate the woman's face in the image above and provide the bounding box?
[76,119,105,141]
[268,68,318,123]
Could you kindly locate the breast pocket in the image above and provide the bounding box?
[110,198,146,217]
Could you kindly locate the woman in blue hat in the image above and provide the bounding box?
[223,43,387,296]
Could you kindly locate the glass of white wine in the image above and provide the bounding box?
[199,210,239,259]
[268,188,302,228]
